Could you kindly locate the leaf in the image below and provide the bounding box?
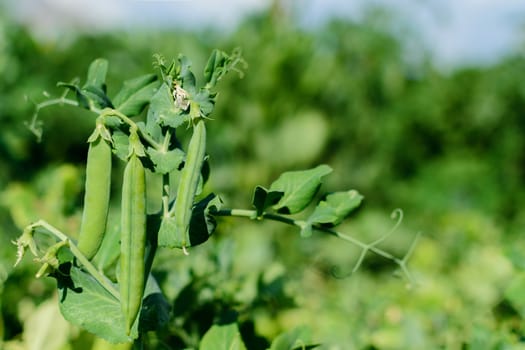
[147,146,185,174]
[113,74,159,116]
[158,193,222,249]
[84,58,108,91]
[178,54,196,93]
[204,49,228,87]
[193,89,216,118]
[270,165,332,214]
[112,130,130,162]
[147,83,186,129]
[252,186,284,217]
[138,275,170,333]
[308,190,363,227]
[200,323,247,350]
[56,264,136,343]
[57,82,90,109]
[269,325,319,350]
[82,85,114,109]
[204,48,245,89]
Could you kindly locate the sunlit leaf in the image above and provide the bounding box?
[147,146,184,174]
[270,165,332,214]
[308,190,363,226]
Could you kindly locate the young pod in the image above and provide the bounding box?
[119,153,147,334]
[171,119,206,250]
[77,136,112,260]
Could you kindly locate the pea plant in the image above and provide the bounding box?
[12,50,418,348]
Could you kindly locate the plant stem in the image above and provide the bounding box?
[213,208,417,283]
[99,108,161,149]
[30,220,120,299]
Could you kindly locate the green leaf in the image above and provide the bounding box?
[193,89,216,118]
[147,146,185,174]
[270,165,332,214]
[84,58,108,91]
[204,48,245,89]
[57,82,90,109]
[147,83,186,129]
[269,326,319,350]
[178,54,196,93]
[112,130,130,162]
[56,264,136,343]
[308,190,363,227]
[252,186,284,217]
[82,85,114,109]
[138,275,170,333]
[204,49,229,88]
[200,323,247,350]
[158,193,222,249]
[113,74,158,116]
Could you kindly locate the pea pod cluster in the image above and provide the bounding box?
[119,152,147,334]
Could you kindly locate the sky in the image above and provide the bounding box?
[4,0,525,69]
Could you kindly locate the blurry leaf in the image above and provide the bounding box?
[504,272,525,318]
[57,264,136,343]
[269,325,319,350]
[113,74,158,116]
[147,83,186,129]
[252,186,284,217]
[83,58,108,91]
[308,190,363,226]
[23,298,71,350]
[204,48,245,89]
[147,146,185,174]
[200,323,247,350]
[270,165,332,214]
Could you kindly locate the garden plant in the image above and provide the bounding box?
[10,49,418,348]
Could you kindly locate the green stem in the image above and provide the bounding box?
[30,220,120,299]
[213,208,416,282]
[99,108,161,149]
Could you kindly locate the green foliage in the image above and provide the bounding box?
[1,6,525,350]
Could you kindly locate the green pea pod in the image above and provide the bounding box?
[77,136,112,260]
[159,120,206,250]
[119,153,146,335]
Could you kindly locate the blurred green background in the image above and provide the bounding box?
[1,1,525,349]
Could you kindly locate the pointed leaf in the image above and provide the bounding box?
[200,323,247,350]
[84,58,108,91]
[147,146,185,174]
[113,74,159,116]
[147,83,186,129]
[252,186,284,217]
[56,264,137,343]
[308,190,363,227]
[270,165,332,214]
